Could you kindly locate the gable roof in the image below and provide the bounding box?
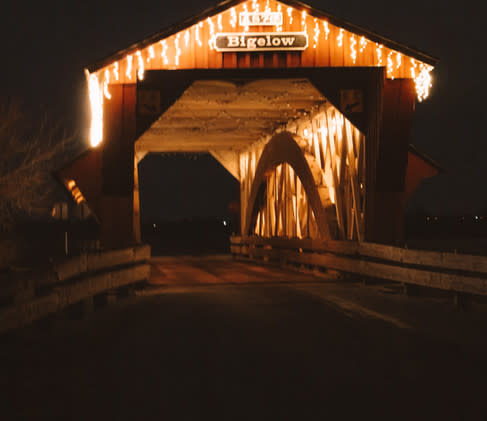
[86,0,438,73]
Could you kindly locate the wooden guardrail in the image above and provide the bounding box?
[0,244,151,334]
[231,236,487,296]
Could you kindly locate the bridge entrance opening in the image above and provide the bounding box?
[138,153,239,255]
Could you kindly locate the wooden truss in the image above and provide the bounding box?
[241,102,365,241]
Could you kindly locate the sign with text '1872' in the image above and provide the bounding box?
[214,33,308,52]
[239,12,283,26]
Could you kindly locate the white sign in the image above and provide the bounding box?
[239,12,283,26]
[214,33,308,52]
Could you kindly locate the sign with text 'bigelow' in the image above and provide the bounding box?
[214,33,308,52]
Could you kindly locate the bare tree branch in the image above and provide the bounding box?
[0,99,77,231]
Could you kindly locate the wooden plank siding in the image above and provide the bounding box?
[92,0,425,90]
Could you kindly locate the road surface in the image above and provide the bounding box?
[2,255,487,420]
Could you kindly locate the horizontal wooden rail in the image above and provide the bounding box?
[231,236,487,296]
[0,245,151,334]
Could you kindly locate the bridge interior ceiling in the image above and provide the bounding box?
[135,77,365,241]
[135,78,326,154]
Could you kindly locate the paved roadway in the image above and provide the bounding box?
[2,255,487,420]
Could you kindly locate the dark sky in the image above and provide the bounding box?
[1,0,485,218]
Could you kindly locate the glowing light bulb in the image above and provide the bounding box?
[301,10,307,32]
[103,69,111,99]
[218,14,222,31]
[136,50,144,80]
[126,54,133,80]
[252,0,259,12]
[350,35,357,63]
[337,28,343,47]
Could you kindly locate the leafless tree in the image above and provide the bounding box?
[0,100,77,231]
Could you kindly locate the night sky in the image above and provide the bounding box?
[1,0,485,219]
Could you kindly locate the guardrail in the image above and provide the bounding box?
[0,244,151,334]
[231,236,487,297]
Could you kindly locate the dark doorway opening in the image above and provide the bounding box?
[138,153,239,255]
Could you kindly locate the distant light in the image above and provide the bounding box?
[223,220,227,226]
[153,223,156,228]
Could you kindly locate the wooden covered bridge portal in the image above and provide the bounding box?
[58,0,440,250]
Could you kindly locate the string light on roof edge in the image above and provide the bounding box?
[147,45,155,63]
[230,7,237,27]
[359,36,367,53]
[136,50,144,80]
[86,71,103,147]
[313,19,319,48]
[396,52,402,69]
[174,34,181,66]
[207,17,215,49]
[276,3,282,31]
[323,21,330,40]
[218,14,223,31]
[301,10,307,32]
[195,23,202,47]
[287,7,293,24]
[160,40,168,65]
[376,43,383,66]
[415,64,433,102]
[126,54,133,80]
[103,69,111,99]
[113,61,119,81]
[184,30,190,47]
[350,35,357,63]
[387,51,393,79]
[337,28,343,47]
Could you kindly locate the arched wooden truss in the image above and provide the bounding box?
[241,102,365,241]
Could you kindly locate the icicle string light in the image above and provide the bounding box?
[207,17,215,49]
[287,7,293,24]
[87,0,437,147]
[313,19,319,48]
[359,36,367,53]
[350,35,357,63]
[87,71,103,147]
[323,21,330,40]
[160,40,168,65]
[376,43,383,66]
[415,64,433,102]
[113,61,119,81]
[103,69,111,100]
[147,45,155,63]
[174,34,181,66]
[337,28,343,47]
[126,54,133,80]
[136,50,144,80]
